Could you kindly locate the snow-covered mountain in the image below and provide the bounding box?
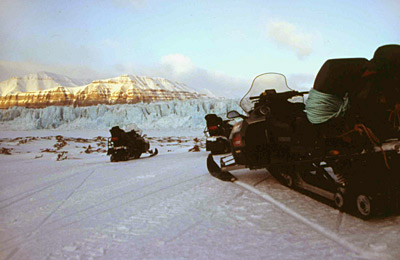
[0,99,241,130]
[0,71,90,96]
[0,73,211,108]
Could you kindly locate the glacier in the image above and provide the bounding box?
[0,99,242,130]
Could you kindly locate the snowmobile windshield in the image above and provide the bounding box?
[240,73,293,113]
[125,123,143,136]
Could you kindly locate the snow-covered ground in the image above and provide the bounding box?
[1,129,399,260]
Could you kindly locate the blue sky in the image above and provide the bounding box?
[1,0,399,96]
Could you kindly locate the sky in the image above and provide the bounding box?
[0,0,399,96]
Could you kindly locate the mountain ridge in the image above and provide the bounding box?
[0,72,213,108]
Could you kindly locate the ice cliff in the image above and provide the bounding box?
[0,99,242,130]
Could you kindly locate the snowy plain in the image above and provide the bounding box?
[1,128,400,260]
[0,99,400,260]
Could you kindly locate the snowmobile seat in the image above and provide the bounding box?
[205,114,222,126]
[306,58,370,126]
[367,44,400,107]
[127,129,139,139]
[110,126,130,146]
[110,126,124,137]
[205,114,225,136]
[370,44,400,78]
[313,58,368,98]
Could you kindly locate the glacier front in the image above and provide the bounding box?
[0,99,242,130]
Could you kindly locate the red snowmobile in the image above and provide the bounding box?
[107,126,158,162]
[204,114,234,155]
[207,44,400,219]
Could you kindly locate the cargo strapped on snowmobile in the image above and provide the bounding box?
[305,89,350,124]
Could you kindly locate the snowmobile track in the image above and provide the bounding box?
[31,169,96,234]
[0,173,207,253]
[1,170,96,258]
[45,176,233,260]
[110,148,158,162]
[0,169,89,210]
[234,180,393,260]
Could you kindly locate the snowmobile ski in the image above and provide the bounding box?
[147,148,158,157]
[131,148,159,160]
[207,154,237,182]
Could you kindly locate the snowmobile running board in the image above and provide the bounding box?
[207,154,237,182]
[220,154,246,172]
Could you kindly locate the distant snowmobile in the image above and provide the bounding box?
[107,126,158,162]
[207,44,400,219]
[204,114,234,155]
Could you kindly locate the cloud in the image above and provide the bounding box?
[0,60,110,82]
[112,54,249,98]
[161,54,195,75]
[267,21,314,59]
[158,55,249,98]
[172,68,249,98]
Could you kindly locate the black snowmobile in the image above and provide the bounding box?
[204,114,234,155]
[207,44,400,219]
[107,126,158,162]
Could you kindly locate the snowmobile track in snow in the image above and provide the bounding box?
[0,171,208,254]
[234,180,393,260]
[0,169,89,210]
[31,169,96,233]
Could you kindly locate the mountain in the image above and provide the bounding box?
[0,73,210,109]
[0,71,90,96]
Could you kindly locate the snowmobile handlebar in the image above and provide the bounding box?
[249,90,308,101]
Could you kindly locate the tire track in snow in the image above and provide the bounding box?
[0,158,142,210]
[31,169,96,234]
[0,169,88,210]
[3,247,19,260]
[0,173,208,253]
[43,166,198,226]
[0,156,108,207]
[234,180,393,260]
[47,176,234,259]
[0,169,96,253]
[50,174,207,231]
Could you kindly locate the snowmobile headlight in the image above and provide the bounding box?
[259,105,270,116]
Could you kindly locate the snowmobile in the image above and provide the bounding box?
[107,125,158,162]
[207,44,400,219]
[204,114,234,155]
